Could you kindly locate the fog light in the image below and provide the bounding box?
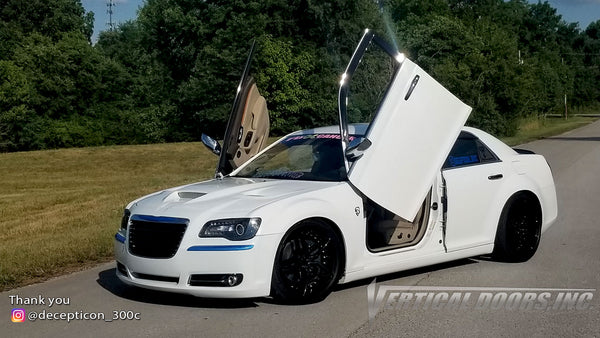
[188,274,244,287]
[227,275,238,286]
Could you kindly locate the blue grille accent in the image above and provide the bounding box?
[187,245,254,251]
[115,233,126,243]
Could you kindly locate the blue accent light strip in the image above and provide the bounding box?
[131,214,189,224]
[187,245,254,252]
[115,233,126,243]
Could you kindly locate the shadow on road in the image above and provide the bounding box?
[333,258,477,291]
[97,258,478,308]
[96,268,260,308]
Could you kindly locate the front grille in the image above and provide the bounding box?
[128,215,189,259]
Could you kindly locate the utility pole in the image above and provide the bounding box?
[562,57,567,120]
[565,94,568,120]
[107,0,116,31]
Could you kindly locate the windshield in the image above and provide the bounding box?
[235,134,355,181]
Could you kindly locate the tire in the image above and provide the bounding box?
[271,219,343,304]
[493,192,542,262]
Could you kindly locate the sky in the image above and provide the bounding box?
[81,0,143,43]
[540,0,600,29]
[82,0,600,43]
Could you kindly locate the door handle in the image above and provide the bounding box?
[488,174,503,180]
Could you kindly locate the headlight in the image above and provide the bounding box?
[120,209,131,230]
[199,218,261,241]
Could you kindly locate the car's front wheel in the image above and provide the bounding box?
[493,192,542,262]
[271,219,342,303]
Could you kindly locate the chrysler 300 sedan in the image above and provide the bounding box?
[114,30,557,303]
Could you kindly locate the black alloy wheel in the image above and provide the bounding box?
[493,192,542,262]
[271,219,342,303]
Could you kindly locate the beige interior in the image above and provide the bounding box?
[367,192,431,250]
[232,83,269,168]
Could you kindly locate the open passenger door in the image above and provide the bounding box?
[203,41,270,177]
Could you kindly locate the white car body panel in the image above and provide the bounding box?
[462,127,558,232]
[443,161,507,251]
[347,58,471,222]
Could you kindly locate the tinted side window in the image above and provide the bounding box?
[476,139,498,163]
[444,138,480,168]
[443,133,499,169]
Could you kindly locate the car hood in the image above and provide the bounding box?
[128,177,340,219]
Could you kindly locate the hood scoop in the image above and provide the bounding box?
[162,191,207,203]
[178,192,206,199]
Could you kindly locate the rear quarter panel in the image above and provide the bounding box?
[508,153,558,233]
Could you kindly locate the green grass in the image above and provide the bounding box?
[0,143,216,291]
[500,115,598,146]
[0,115,597,291]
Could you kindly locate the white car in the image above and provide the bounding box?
[114,30,557,303]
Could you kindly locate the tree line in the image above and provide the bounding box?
[1,0,599,152]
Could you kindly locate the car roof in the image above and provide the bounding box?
[287,124,516,158]
[289,123,369,136]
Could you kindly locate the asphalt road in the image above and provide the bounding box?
[3,120,599,337]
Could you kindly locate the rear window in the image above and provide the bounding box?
[443,133,499,169]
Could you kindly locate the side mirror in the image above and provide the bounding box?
[345,138,372,161]
[201,133,222,155]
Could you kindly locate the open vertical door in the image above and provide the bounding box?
[216,41,270,177]
[339,30,472,221]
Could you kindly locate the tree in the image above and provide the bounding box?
[130,0,382,139]
[0,0,92,42]
[0,60,35,151]
[1,0,598,151]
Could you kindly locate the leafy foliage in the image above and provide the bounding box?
[0,0,599,151]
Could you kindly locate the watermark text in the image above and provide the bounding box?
[367,280,595,320]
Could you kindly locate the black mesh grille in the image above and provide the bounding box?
[128,215,188,259]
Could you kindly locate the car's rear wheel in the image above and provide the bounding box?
[493,192,542,262]
[271,219,342,303]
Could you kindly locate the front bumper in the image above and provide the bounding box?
[114,233,280,298]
